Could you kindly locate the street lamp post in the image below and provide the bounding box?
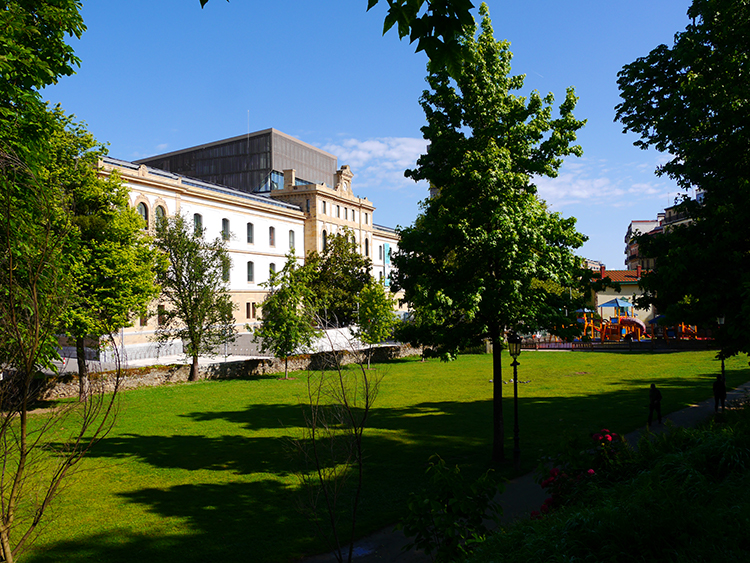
[717,316,725,379]
[507,332,522,471]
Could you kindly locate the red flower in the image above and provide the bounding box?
[604,434,613,442]
[601,428,610,434]
[593,433,603,441]
[587,469,595,475]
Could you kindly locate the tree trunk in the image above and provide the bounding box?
[491,331,504,464]
[284,356,289,379]
[189,355,199,382]
[76,336,89,401]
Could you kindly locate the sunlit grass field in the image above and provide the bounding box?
[23,351,749,563]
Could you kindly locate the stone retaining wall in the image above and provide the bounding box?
[44,344,420,400]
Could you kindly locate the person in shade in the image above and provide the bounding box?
[713,375,727,413]
[648,383,662,425]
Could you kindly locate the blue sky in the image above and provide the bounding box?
[44,0,693,269]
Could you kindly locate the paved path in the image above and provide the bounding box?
[301,380,750,563]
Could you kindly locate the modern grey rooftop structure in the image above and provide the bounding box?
[134,128,338,195]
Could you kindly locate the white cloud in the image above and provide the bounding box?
[535,157,673,211]
[322,137,429,196]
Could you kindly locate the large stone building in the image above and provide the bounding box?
[86,129,401,361]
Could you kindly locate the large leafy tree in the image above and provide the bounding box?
[255,255,321,379]
[615,0,750,357]
[154,214,237,381]
[0,4,122,560]
[392,4,586,463]
[42,108,159,399]
[302,232,373,328]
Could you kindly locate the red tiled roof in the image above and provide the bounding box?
[603,270,649,283]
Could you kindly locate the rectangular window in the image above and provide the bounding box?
[247,222,254,243]
[157,304,166,326]
[222,263,230,283]
[345,208,348,221]
[365,212,369,224]
[252,302,258,318]
[269,263,276,276]
[306,199,310,213]
[139,314,148,327]
[337,205,340,218]
[379,245,383,260]
[246,302,252,319]
[269,226,275,246]
[222,218,230,240]
[289,230,295,250]
[322,201,326,215]
[247,261,254,282]
[193,213,203,235]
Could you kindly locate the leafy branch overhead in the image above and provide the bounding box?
[199,0,476,70]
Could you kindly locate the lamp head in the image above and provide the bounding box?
[507,332,522,359]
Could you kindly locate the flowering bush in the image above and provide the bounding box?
[533,428,630,517]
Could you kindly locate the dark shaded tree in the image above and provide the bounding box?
[615,0,750,357]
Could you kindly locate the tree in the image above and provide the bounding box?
[198,0,475,72]
[615,0,750,357]
[0,148,120,563]
[154,214,237,382]
[301,232,373,328]
[0,4,121,560]
[392,4,586,463]
[43,108,158,400]
[354,278,396,368]
[255,254,321,379]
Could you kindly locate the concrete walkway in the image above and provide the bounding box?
[301,380,750,563]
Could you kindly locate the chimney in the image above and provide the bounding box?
[636,265,642,279]
[600,264,606,278]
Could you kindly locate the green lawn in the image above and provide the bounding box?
[23,351,749,563]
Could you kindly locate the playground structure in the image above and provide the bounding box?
[578,298,649,342]
[577,298,699,342]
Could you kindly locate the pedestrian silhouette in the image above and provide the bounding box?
[648,383,662,425]
[713,375,726,413]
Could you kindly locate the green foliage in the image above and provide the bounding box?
[0,149,72,375]
[398,455,502,562]
[45,108,159,353]
[471,408,750,563]
[356,279,396,347]
[301,231,372,328]
[154,214,236,380]
[256,255,321,378]
[615,0,750,357]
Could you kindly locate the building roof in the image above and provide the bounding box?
[603,269,649,284]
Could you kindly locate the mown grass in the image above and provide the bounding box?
[21,350,749,563]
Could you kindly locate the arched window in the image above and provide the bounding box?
[289,230,295,250]
[155,205,166,223]
[247,261,254,283]
[222,218,230,241]
[322,230,327,251]
[193,213,203,235]
[247,222,254,244]
[137,202,148,229]
[365,238,369,257]
[269,226,275,246]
